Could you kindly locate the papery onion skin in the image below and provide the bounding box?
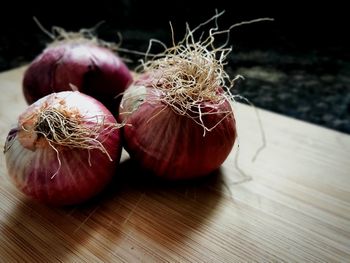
[4,91,122,206]
[119,84,237,180]
[23,42,132,114]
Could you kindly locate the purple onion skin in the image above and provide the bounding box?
[119,85,237,180]
[23,42,133,114]
[4,91,122,206]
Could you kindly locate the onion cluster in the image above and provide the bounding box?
[4,20,239,205]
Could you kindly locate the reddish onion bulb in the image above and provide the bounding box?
[118,17,240,180]
[4,91,122,206]
[23,40,132,113]
[119,83,237,180]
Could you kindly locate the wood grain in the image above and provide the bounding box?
[1,67,350,262]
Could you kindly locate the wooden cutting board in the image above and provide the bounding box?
[1,66,350,262]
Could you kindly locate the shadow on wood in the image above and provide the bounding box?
[0,156,226,261]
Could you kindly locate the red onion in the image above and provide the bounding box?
[23,40,132,114]
[117,18,242,180]
[4,91,122,205]
[119,83,237,180]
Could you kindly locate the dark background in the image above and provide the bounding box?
[1,1,349,133]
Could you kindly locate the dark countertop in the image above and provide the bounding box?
[1,2,349,134]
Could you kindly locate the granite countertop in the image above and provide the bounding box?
[231,49,350,134]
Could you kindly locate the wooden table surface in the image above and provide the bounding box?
[1,67,350,262]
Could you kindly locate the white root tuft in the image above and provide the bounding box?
[130,10,273,135]
[33,16,122,51]
[20,102,122,178]
[33,107,120,157]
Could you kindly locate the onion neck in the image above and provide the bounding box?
[17,126,51,151]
